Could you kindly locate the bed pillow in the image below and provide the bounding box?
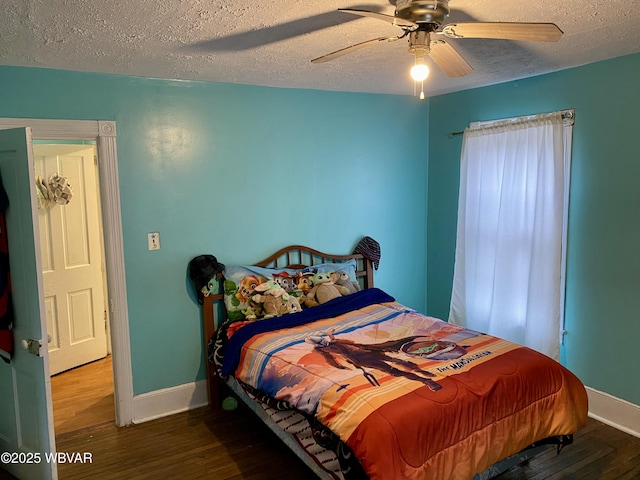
[222,260,359,321]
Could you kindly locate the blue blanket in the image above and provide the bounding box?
[220,288,395,377]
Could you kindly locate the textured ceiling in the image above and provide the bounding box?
[2,0,639,97]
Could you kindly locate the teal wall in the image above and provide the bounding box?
[0,66,429,395]
[5,52,638,407]
[427,53,640,405]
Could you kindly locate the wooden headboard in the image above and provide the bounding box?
[201,245,374,406]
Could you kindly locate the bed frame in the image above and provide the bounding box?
[201,245,373,408]
[199,244,557,480]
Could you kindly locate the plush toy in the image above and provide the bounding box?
[306,273,350,305]
[273,272,297,293]
[241,306,259,320]
[302,296,319,308]
[188,254,225,305]
[295,272,317,308]
[295,272,313,293]
[200,278,217,299]
[331,270,360,295]
[236,275,263,303]
[284,295,303,314]
[253,280,288,298]
[251,281,290,318]
[224,276,264,321]
[299,266,319,276]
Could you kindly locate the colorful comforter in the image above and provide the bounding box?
[218,288,588,480]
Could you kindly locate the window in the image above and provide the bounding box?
[449,111,574,359]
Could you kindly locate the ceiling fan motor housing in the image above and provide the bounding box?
[408,30,431,55]
[395,0,450,25]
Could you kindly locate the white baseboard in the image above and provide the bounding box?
[132,379,208,424]
[586,386,640,438]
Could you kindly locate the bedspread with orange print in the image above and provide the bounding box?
[222,289,588,480]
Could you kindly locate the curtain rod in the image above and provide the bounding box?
[448,110,575,138]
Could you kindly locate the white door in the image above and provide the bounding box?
[0,128,56,479]
[33,145,108,375]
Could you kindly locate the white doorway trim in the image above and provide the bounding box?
[0,118,133,426]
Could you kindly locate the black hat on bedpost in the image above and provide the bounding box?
[188,254,225,305]
[353,236,381,270]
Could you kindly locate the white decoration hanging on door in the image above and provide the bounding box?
[35,173,73,210]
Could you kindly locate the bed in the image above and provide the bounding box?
[200,244,588,480]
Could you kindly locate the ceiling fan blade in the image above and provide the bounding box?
[311,36,401,63]
[338,8,417,28]
[441,22,563,42]
[429,39,473,77]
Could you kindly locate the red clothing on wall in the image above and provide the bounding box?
[0,172,14,363]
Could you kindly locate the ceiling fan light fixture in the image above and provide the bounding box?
[410,56,430,82]
[411,53,428,100]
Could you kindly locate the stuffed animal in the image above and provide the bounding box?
[253,280,288,298]
[284,295,303,314]
[331,270,360,295]
[223,275,265,321]
[251,281,290,318]
[273,272,297,293]
[188,254,225,305]
[241,306,259,320]
[263,296,290,318]
[236,275,264,303]
[306,273,350,305]
[200,278,217,299]
[295,272,317,308]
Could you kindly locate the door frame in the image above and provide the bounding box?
[0,118,133,426]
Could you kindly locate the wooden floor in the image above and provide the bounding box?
[55,402,315,480]
[495,418,640,480]
[54,409,640,480]
[50,356,115,435]
[1,359,639,479]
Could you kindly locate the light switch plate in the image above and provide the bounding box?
[148,232,160,250]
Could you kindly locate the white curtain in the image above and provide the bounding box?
[449,111,572,360]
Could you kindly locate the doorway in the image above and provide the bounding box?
[0,119,131,480]
[0,117,133,431]
[33,142,115,435]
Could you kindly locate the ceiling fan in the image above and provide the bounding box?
[311,0,563,96]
